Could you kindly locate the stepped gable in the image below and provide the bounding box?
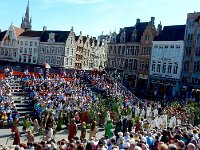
[40,30,70,42]
[20,30,43,37]
[0,30,7,41]
[135,22,149,42]
[154,25,186,41]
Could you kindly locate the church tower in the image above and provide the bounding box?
[21,0,32,31]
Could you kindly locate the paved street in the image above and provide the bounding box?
[0,126,106,147]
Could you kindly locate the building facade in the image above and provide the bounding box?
[38,27,76,68]
[181,12,200,100]
[107,17,157,91]
[18,31,42,64]
[137,17,157,94]
[0,24,24,62]
[148,25,185,98]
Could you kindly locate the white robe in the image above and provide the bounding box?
[135,106,140,117]
[169,116,176,128]
[153,109,158,117]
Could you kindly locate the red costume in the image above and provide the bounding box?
[13,130,20,145]
[68,122,77,141]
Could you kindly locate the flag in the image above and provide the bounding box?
[44,62,51,69]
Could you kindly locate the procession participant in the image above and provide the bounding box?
[32,119,40,133]
[68,118,77,141]
[169,116,176,128]
[27,130,34,144]
[80,122,86,141]
[13,127,20,145]
[56,111,63,131]
[89,121,98,139]
[105,120,113,139]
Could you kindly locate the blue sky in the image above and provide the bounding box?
[0,0,199,37]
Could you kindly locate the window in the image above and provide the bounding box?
[24,48,27,54]
[29,48,32,54]
[118,46,121,54]
[23,56,26,62]
[57,47,61,54]
[33,57,36,63]
[19,55,22,62]
[8,31,12,38]
[34,48,37,54]
[13,50,17,57]
[46,47,50,53]
[30,41,33,46]
[20,41,23,46]
[70,37,73,44]
[129,59,133,70]
[173,62,178,74]
[70,59,72,66]
[5,49,8,56]
[66,58,68,65]
[34,42,37,47]
[152,63,156,72]
[28,56,31,63]
[164,45,168,49]
[57,57,61,65]
[176,45,180,49]
[71,48,73,56]
[20,47,23,53]
[25,41,28,46]
[193,62,199,72]
[170,45,174,48]
[154,45,158,49]
[140,60,145,70]
[145,35,150,41]
[159,45,163,49]
[1,49,4,55]
[125,59,128,69]
[157,64,161,72]
[162,63,166,73]
[196,47,200,56]
[122,46,125,55]
[168,64,172,73]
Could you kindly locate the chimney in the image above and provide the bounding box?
[151,17,155,26]
[136,18,140,24]
[119,28,123,32]
[43,26,47,31]
[157,21,162,35]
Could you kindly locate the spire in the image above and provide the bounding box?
[21,0,32,31]
[25,0,30,22]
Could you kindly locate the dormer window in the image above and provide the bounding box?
[48,32,55,42]
[120,36,125,43]
[132,35,136,42]
[112,38,116,43]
